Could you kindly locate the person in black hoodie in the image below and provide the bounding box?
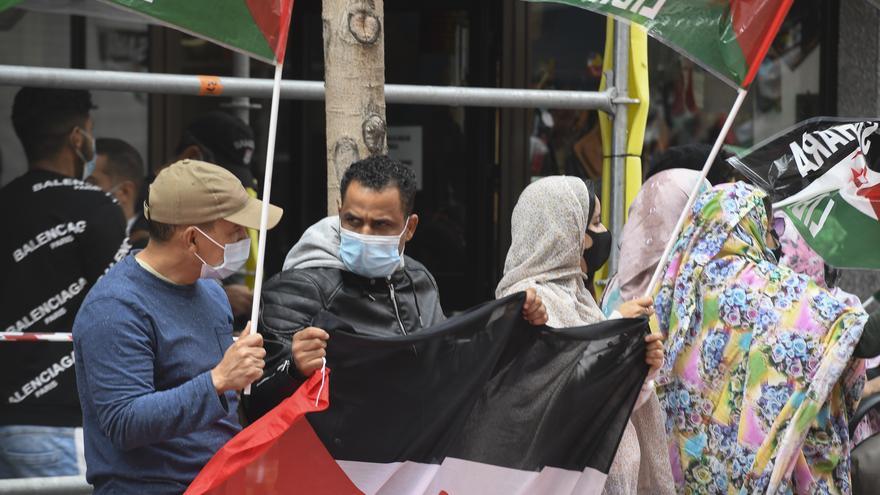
[247,156,547,419]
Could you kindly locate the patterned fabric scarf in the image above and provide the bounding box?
[775,211,828,289]
[654,182,867,494]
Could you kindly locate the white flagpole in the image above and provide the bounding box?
[642,87,749,300]
[244,62,284,395]
[865,292,878,309]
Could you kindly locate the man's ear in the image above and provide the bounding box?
[179,145,203,161]
[69,127,84,151]
[404,214,419,242]
[182,226,199,252]
[119,180,136,202]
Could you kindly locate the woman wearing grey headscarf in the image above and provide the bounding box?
[496,176,665,494]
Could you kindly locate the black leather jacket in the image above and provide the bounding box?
[245,256,445,419]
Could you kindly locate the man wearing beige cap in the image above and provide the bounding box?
[72,159,282,494]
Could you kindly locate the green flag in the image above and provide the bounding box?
[0,1,294,64]
[0,0,22,11]
[101,0,294,64]
[536,0,793,88]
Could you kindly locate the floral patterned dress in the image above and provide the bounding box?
[653,183,867,494]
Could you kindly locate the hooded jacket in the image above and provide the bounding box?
[246,216,445,419]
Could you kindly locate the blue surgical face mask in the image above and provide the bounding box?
[339,218,409,279]
[75,128,97,180]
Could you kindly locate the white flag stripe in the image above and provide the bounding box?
[773,150,860,208]
[337,457,606,495]
[774,149,880,221]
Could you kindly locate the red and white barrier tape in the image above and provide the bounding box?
[0,333,240,342]
[0,333,74,342]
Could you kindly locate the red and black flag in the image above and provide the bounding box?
[187,293,649,494]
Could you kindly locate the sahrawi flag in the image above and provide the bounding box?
[186,293,650,495]
[535,0,793,88]
[729,118,880,269]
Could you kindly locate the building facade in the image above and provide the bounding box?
[2,0,873,311]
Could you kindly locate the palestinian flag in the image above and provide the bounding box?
[0,1,293,63]
[729,118,880,269]
[99,0,294,63]
[186,294,650,494]
[535,0,793,88]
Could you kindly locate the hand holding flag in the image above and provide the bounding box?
[293,327,330,376]
[522,287,549,326]
[210,321,266,394]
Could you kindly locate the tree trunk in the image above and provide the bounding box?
[322,0,387,215]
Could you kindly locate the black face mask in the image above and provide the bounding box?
[824,264,841,288]
[583,230,612,279]
[771,246,783,264]
[769,231,782,264]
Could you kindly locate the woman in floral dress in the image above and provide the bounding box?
[654,182,867,493]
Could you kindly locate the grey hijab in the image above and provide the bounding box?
[496,176,605,327]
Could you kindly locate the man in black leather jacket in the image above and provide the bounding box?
[247,156,546,419]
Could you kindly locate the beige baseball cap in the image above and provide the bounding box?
[144,159,283,229]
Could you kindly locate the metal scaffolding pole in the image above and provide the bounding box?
[0,64,625,112]
[0,476,91,495]
[607,21,630,276]
[226,53,253,124]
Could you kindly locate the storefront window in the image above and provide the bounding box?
[86,15,149,167]
[526,4,605,182]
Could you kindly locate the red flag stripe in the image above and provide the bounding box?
[244,0,295,62]
[734,0,794,87]
[185,368,362,495]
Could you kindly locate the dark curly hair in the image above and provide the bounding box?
[340,155,417,215]
[12,87,95,163]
